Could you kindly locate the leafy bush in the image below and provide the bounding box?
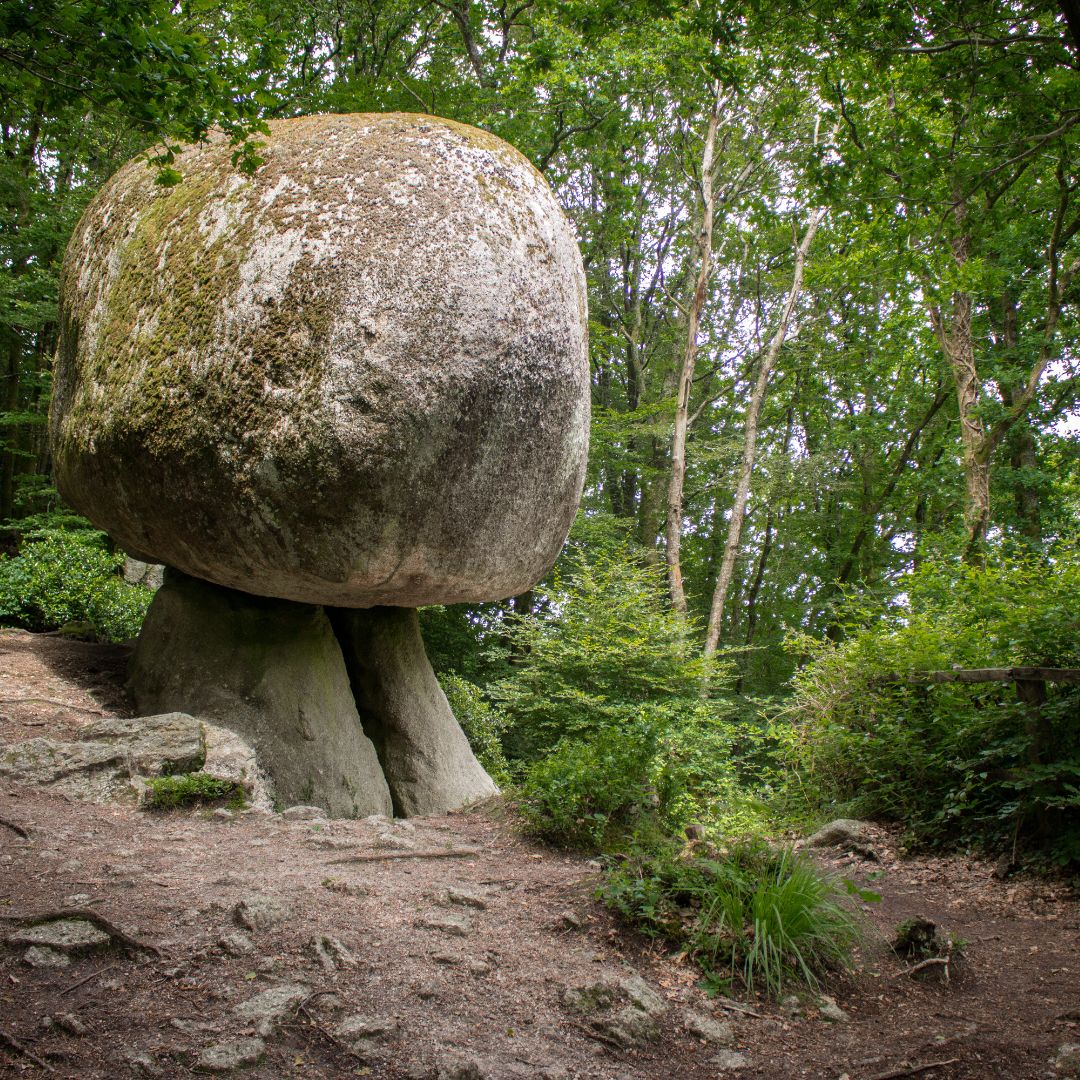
[490,544,724,760]
[144,772,243,810]
[0,527,152,642]
[601,840,864,996]
[441,672,512,787]
[779,544,1080,865]
[504,536,777,849]
[517,717,684,851]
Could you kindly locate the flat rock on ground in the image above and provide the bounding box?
[1,629,1079,1079]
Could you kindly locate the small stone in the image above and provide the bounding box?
[416,983,439,1000]
[336,1015,396,1041]
[63,893,92,906]
[465,959,492,977]
[234,982,309,1036]
[432,950,461,965]
[560,980,617,1016]
[595,1005,660,1047]
[442,886,487,910]
[218,931,255,957]
[555,910,582,930]
[374,831,417,851]
[617,973,666,1017]
[435,1053,487,1080]
[416,910,472,937]
[310,935,354,972]
[817,995,849,1023]
[779,994,802,1018]
[23,945,71,968]
[1054,1043,1080,1077]
[711,1049,750,1071]
[307,992,346,1016]
[123,1051,164,1078]
[281,805,327,822]
[684,1009,735,1046]
[195,1037,265,1072]
[363,814,393,828]
[234,895,290,932]
[806,819,870,850]
[212,808,233,821]
[8,919,110,953]
[55,1012,89,1036]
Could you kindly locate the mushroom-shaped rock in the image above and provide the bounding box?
[52,113,589,818]
[51,112,589,608]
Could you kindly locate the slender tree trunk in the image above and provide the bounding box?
[703,207,826,656]
[665,81,722,615]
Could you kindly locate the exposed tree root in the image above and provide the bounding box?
[0,1027,55,1072]
[0,907,162,956]
[327,848,481,865]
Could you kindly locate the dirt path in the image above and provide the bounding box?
[1,629,1078,1079]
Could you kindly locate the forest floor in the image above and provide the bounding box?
[1,628,1078,1080]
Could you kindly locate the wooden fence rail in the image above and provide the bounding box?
[878,667,1080,686]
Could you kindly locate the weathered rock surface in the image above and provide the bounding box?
[129,571,392,817]
[234,895,291,933]
[234,982,309,1036]
[559,970,668,1047]
[0,711,267,807]
[195,1037,265,1072]
[684,1009,735,1046]
[332,606,497,815]
[1053,1043,1080,1077]
[53,112,589,609]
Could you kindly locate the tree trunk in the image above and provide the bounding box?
[703,207,826,657]
[665,81,722,615]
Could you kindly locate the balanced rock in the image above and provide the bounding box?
[51,112,589,608]
[53,112,589,819]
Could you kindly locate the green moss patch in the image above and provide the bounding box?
[144,772,244,811]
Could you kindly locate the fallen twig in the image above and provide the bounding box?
[892,956,950,979]
[0,697,107,716]
[58,962,119,996]
[0,815,29,840]
[327,848,481,865]
[866,1059,960,1080]
[0,1026,55,1072]
[0,908,162,957]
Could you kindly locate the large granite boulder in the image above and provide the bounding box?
[51,112,589,608]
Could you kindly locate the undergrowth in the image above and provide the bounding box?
[144,772,244,810]
[0,525,151,642]
[600,840,866,997]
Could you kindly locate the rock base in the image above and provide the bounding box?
[129,572,495,818]
[331,607,498,817]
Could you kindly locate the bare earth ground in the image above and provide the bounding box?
[1,628,1078,1080]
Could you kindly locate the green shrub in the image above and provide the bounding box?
[441,672,512,787]
[779,544,1080,865]
[601,840,864,996]
[490,544,725,760]
[517,717,683,851]
[0,527,152,642]
[144,772,243,810]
